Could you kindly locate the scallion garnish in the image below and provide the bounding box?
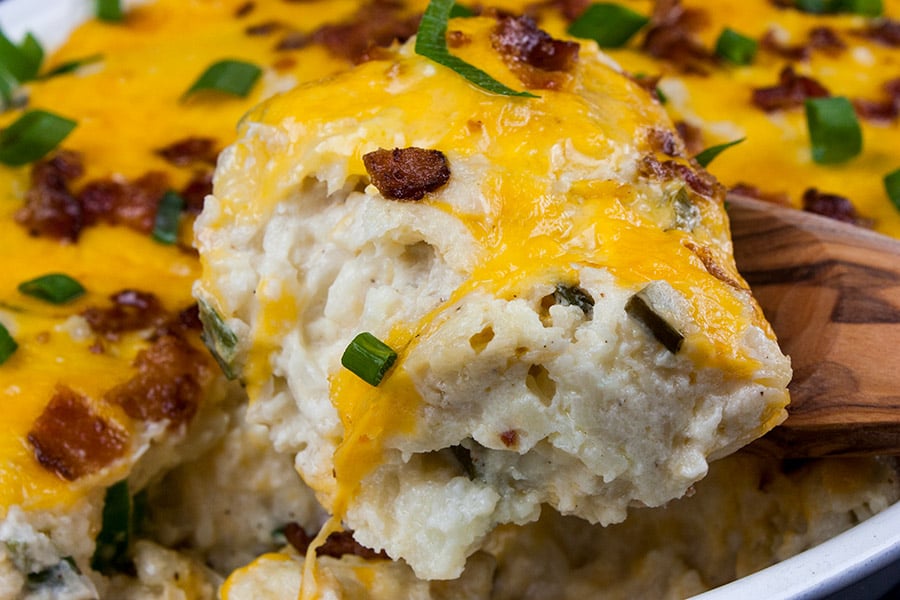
[341,332,397,386]
[714,28,758,65]
[567,3,649,48]
[804,96,862,165]
[0,29,44,105]
[0,109,77,167]
[415,0,536,98]
[182,59,262,101]
[96,0,125,22]
[18,273,86,304]
[91,480,134,574]
[885,168,900,213]
[152,190,184,244]
[694,137,745,168]
[449,2,474,17]
[40,54,103,79]
[198,299,240,379]
[0,323,17,365]
[794,0,882,15]
[625,288,684,354]
[553,284,595,318]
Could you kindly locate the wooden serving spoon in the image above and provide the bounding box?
[727,193,900,458]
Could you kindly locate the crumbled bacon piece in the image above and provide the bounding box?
[234,1,255,17]
[853,78,900,122]
[180,170,214,214]
[807,26,845,55]
[802,188,867,226]
[79,171,170,233]
[640,156,723,200]
[642,0,714,74]
[492,15,579,89]
[647,127,682,157]
[82,290,168,337]
[855,19,900,47]
[752,66,829,112]
[363,147,450,201]
[280,1,420,63]
[105,334,210,428]
[14,151,85,241]
[283,524,388,560]
[155,137,219,167]
[675,121,705,156]
[28,386,129,481]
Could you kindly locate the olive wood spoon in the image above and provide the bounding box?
[727,193,900,458]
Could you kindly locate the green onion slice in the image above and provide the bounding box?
[567,3,649,48]
[182,59,262,101]
[0,109,77,167]
[885,168,900,213]
[449,2,474,17]
[415,0,536,98]
[41,54,103,79]
[694,137,746,168]
[341,332,398,386]
[152,190,184,244]
[0,29,43,82]
[714,28,758,65]
[198,299,240,380]
[625,288,684,354]
[91,480,133,574]
[96,0,125,22]
[804,96,862,165]
[795,0,882,14]
[0,322,17,366]
[18,273,86,304]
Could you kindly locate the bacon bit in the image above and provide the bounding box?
[683,241,745,289]
[759,29,808,61]
[234,1,255,17]
[675,121,705,156]
[855,19,900,47]
[155,137,219,167]
[14,151,85,241]
[640,155,723,200]
[283,524,388,560]
[245,20,283,36]
[628,72,663,101]
[79,171,170,233]
[853,78,900,122]
[363,147,450,201]
[647,127,682,157]
[802,188,868,226]
[283,1,420,64]
[180,170,213,215]
[761,25,845,61]
[808,26,845,56]
[82,290,168,337]
[272,56,298,71]
[105,334,209,429]
[729,183,791,206]
[500,429,519,448]
[642,0,714,75]
[752,66,829,112]
[28,386,129,481]
[492,15,579,89]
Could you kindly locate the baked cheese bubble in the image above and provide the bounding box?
[194,14,791,580]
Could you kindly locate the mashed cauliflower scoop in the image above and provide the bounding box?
[194,13,791,580]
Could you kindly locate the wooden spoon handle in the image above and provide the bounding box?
[727,194,900,458]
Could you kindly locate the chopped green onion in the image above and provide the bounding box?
[182,59,262,101]
[198,299,240,379]
[553,284,595,318]
[26,557,81,587]
[18,273,86,304]
[0,323,17,366]
[341,332,398,386]
[694,137,745,168]
[40,54,103,79]
[0,29,43,82]
[672,186,700,231]
[885,168,900,213]
[0,110,77,167]
[804,96,862,165]
[449,2,474,17]
[655,86,667,104]
[152,190,184,244]
[415,0,536,98]
[96,0,125,22]
[794,0,882,14]
[714,28,758,65]
[91,480,133,574]
[567,3,649,48]
[625,286,684,353]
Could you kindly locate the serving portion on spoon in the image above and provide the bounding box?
[729,193,900,458]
